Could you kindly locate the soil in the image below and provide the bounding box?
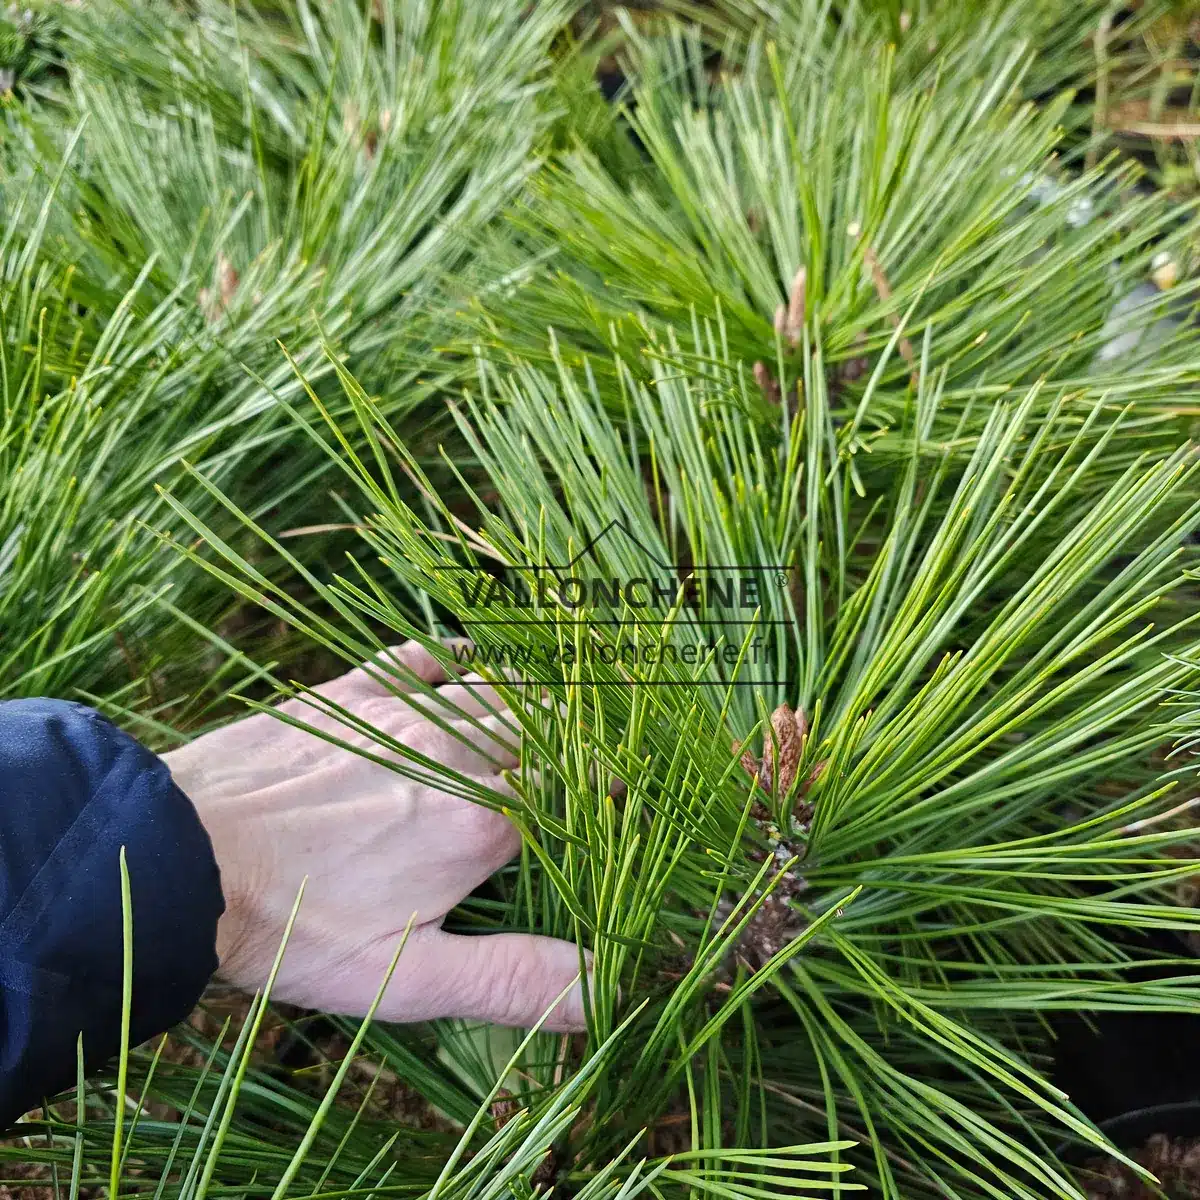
[1079,1133,1200,1199]
[280,1026,455,1132]
[0,986,452,1200]
[0,1160,56,1200]
[153,988,453,1132]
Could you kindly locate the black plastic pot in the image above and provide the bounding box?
[1051,1005,1200,1125]
[1056,1101,1200,1199]
[1099,1102,1200,1149]
[1048,933,1200,1126]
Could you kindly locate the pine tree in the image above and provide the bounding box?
[5,3,1200,1200]
[0,0,568,718]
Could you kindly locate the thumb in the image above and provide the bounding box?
[391,930,593,1031]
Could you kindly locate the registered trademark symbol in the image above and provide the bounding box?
[775,572,789,587]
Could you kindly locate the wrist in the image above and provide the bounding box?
[163,747,254,986]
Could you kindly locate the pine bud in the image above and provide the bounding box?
[752,360,781,405]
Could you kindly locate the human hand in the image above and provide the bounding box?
[163,641,590,1030]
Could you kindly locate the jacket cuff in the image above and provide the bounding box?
[0,699,224,1126]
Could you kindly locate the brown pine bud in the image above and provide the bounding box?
[491,1088,520,1130]
[530,1147,560,1190]
[217,253,239,310]
[199,253,239,323]
[731,738,761,780]
[753,360,781,405]
[770,703,802,796]
[782,266,806,346]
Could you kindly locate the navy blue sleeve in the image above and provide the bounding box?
[0,699,224,1126]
